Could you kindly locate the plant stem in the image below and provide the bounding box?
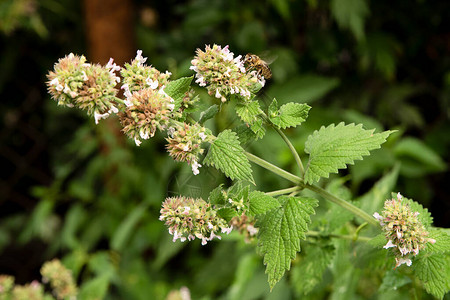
[266,186,302,197]
[245,151,379,227]
[258,109,305,176]
[306,230,372,242]
[245,152,302,185]
[273,126,305,176]
[304,183,379,227]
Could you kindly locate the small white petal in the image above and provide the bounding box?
[383,240,396,249]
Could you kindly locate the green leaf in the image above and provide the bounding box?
[414,254,450,299]
[424,229,450,254]
[111,203,148,251]
[78,274,110,300]
[217,207,239,222]
[199,104,219,124]
[250,119,266,140]
[304,123,394,184]
[235,100,261,124]
[204,130,254,183]
[331,0,369,40]
[257,196,318,289]
[291,244,334,295]
[247,191,281,216]
[164,76,193,111]
[208,184,225,205]
[268,99,311,129]
[397,194,433,228]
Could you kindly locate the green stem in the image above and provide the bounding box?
[306,230,372,242]
[245,152,302,185]
[304,183,379,227]
[258,109,305,176]
[245,151,379,227]
[272,126,305,176]
[265,186,301,197]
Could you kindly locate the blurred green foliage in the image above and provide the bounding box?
[0,0,448,299]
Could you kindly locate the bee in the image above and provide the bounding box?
[244,53,272,80]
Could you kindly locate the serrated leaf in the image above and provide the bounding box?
[208,184,224,205]
[414,254,450,299]
[250,119,266,140]
[247,191,281,216]
[204,130,254,183]
[217,207,239,222]
[164,76,193,111]
[304,123,394,184]
[236,100,261,124]
[424,229,450,254]
[269,100,311,129]
[257,196,318,289]
[199,104,219,124]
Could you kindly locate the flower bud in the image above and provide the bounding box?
[119,88,174,146]
[190,44,261,102]
[160,196,232,245]
[373,193,436,268]
[166,123,210,175]
[47,53,121,124]
[40,259,77,299]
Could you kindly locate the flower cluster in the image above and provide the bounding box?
[230,214,258,243]
[47,53,121,124]
[166,123,210,175]
[120,50,171,98]
[40,259,77,300]
[118,88,175,146]
[373,193,436,268]
[159,196,232,245]
[190,44,262,102]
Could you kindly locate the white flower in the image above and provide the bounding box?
[215,90,221,99]
[146,78,159,89]
[207,222,214,229]
[106,58,121,73]
[140,128,150,140]
[94,111,110,124]
[221,226,233,234]
[191,160,202,175]
[209,231,221,240]
[135,50,147,66]
[383,240,396,249]
[50,78,59,86]
[199,132,207,141]
[373,212,383,221]
[134,138,142,146]
[247,224,258,236]
[395,257,412,267]
[81,71,88,81]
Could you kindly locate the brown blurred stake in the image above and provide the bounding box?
[83,0,135,65]
[83,0,135,185]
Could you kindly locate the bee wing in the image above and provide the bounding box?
[258,51,278,65]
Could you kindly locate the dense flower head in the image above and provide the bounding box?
[373,193,436,268]
[11,281,44,300]
[166,123,210,175]
[190,44,262,102]
[40,259,77,300]
[159,196,232,245]
[119,88,175,146]
[121,50,171,98]
[47,53,121,124]
[0,275,14,294]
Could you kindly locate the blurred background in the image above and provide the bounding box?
[0,0,449,299]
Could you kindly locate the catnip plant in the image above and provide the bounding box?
[46,45,450,299]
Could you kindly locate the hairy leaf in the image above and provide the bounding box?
[164,76,193,111]
[247,191,281,216]
[414,254,450,299]
[257,196,318,289]
[268,99,311,129]
[424,229,450,254]
[204,130,254,183]
[235,100,261,124]
[250,119,266,139]
[304,123,394,184]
